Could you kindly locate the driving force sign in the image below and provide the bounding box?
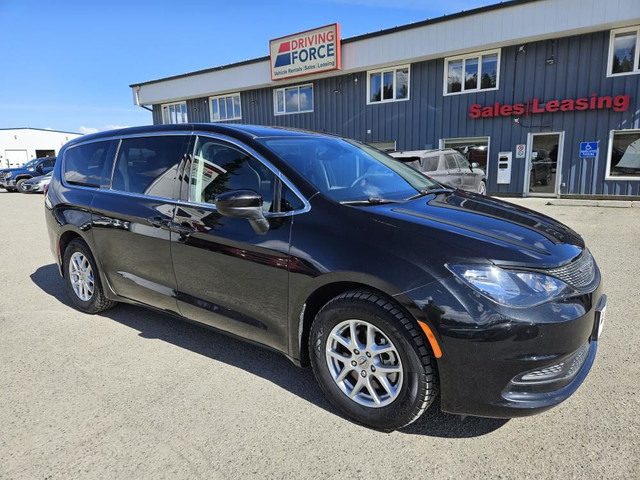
[270,24,341,81]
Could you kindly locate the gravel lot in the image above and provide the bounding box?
[0,190,638,479]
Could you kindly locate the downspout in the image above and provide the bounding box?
[134,85,153,112]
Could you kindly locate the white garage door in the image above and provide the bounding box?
[4,150,29,168]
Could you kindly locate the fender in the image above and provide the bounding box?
[288,270,443,366]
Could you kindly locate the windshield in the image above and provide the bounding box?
[22,159,40,169]
[258,136,440,203]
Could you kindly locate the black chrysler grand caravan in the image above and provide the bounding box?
[45,124,606,430]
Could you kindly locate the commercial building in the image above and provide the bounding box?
[130,0,640,198]
[0,128,81,168]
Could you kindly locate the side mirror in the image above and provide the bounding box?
[215,189,269,235]
[471,162,480,169]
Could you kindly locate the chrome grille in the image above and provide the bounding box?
[547,250,596,289]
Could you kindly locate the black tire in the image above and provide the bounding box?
[16,179,30,193]
[541,169,552,186]
[309,290,438,430]
[63,238,117,314]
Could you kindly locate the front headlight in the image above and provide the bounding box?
[5,172,12,178]
[448,264,570,307]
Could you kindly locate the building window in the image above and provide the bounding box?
[606,129,640,180]
[210,93,242,121]
[444,50,500,95]
[161,102,188,124]
[367,65,410,104]
[441,137,490,171]
[608,26,640,76]
[274,84,313,115]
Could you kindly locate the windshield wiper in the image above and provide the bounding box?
[406,186,455,200]
[340,197,402,206]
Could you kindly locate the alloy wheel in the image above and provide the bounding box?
[69,252,94,302]
[325,319,404,408]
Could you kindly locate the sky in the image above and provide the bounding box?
[0,0,489,134]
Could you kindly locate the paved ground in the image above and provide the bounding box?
[0,191,638,479]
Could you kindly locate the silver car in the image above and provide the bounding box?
[390,148,487,194]
[17,172,52,193]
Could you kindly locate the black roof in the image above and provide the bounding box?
[130,0,540,88]
[63,123,331,149]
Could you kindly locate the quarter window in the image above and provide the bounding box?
[608,27,640,76]
[111,136,189,197]
[368,65,409,103]
[161,102,188,124]
[274,84,313,115]
[210,93,242,121]
[444,50,500,95]
[63,141,113,187]
[607,129,640,179]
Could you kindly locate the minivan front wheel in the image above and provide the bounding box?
[63,239,116,314]
[309,290,438,430]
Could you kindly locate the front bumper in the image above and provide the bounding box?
[407,274,605,418]
[21,182,45,192]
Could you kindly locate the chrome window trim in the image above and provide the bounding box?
[60,129,311,217]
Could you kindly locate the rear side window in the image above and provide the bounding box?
[112,135,188,198]
[64,141,112,187]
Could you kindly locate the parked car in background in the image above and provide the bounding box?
[45,124,605,430]
[0,157,56,192]
[390,148,487,194]
[18,171,52,193]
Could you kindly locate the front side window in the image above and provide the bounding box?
[258,136,439,204]
[161,102,188,124]
[445,50,499,95]
[64,141,112,187]
[274,84,313,115]
[368,65,409,103]
[609,27,640,76]
[187,137,282,212]
[445,154,458,170]
[111,135,188,197]
[455,153,470,170]
[210,93,242,121]
[607,129,640,179]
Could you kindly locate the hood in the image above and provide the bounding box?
[369,190,583,269]
[1,166,32,173]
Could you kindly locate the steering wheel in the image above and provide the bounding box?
[350,174,371,188]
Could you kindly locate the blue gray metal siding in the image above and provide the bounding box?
[152,29,640,196]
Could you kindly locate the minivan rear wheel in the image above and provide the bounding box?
[309,290,438,430]
[63,239,116,314]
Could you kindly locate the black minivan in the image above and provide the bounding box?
[45,124,606,430]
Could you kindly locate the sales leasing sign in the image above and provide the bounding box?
[270,24,341,81]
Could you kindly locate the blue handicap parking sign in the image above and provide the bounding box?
[580,142,599,158]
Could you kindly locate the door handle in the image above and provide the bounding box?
[168,221,195,235]
[147,216,165,228]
